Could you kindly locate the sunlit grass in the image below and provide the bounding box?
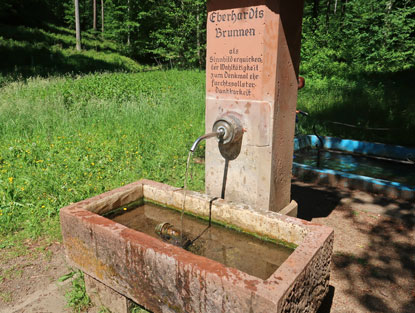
[0,70,205,245]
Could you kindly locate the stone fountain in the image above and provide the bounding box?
[60,1,333,312]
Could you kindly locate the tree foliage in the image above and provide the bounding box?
[0,0,413,71]
[103,0,206,67]
[301,0,415,75]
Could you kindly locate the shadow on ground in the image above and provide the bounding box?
[292,180,415,313]
[0,44,132,80]
[292,182,342,220]
[317,285,335,313]
[0,23,143,83]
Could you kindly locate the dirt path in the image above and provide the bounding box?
[1,181,414,313]
[292,180,415,313]
[0,242,71,313]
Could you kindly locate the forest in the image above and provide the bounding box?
[1,0,414,71]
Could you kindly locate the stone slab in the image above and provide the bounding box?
[60,179,333,313]
[85,274,133,313]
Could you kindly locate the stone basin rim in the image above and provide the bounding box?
[60,179,334,312]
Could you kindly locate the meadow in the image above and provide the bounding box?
[0,70,206,247]
[2,68,414,250]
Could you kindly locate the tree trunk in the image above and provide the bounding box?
[313,0,320,19]
[326,0,331,27]
[341,0,347,17]
[75,0,81,51]
[101,0,104,34]
[93,0,97,31]
[127,0,130,45]
[196,3,201,70]
[386,0,394,14]
[334,0,338,14]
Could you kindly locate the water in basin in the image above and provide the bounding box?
[294,148,415,186]
[107,202,294,280]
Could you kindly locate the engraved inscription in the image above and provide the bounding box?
[209,8,264,23]
[215,28,255,39]
[207,6,265,99]
[209,54,262,97]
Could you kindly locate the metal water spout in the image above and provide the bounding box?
[190,130,225,153]
[190,113,244,156]
[176,114,245,250]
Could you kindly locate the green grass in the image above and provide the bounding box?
[61,270,91,312]
[130,304,150,313]
[1,68,414,247]
[60,270,150,312]
[0,23,147,85]
[0,291,12,303]
[0,70,206,246]
[297,70,415,147]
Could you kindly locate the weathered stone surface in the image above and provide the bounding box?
[205,0,305,213]
[278,229,334,313]
[142,181,306,244]
[60,179,333,313]
[85,274,133,313]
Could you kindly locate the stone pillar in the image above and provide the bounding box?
[205,0,304,213]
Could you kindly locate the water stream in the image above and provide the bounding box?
[180,151,193,245]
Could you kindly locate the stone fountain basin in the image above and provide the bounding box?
[294,135,415,200]
[60,179,333,313]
